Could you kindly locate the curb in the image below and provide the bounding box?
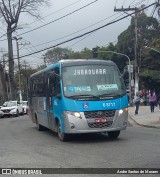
[128,114,160,129]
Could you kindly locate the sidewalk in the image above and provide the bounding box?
[128,106,160,129]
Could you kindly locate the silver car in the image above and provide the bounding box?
[0,101,24,117]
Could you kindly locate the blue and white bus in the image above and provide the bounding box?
[28,59,128,141]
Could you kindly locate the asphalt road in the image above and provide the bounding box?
[0,115,160,177]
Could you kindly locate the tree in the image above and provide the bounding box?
[44,47,72,64]
[116,12,159,61]
[115,12,160,92]
[14,61,37,100]
[0,0,49,98]
[69,47,92,59]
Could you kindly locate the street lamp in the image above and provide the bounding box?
[97,50,132,106]
[144,46,160,54]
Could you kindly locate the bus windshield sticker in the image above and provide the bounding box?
[97,84,118,91]
[67,86,91,92]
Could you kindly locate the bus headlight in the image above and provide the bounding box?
[64,111,81,118]
[119,108,128,115]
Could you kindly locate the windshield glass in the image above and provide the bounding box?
[62,64,126,99]
[3,102,17,107]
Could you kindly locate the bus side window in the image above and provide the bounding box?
[49,74,55,96]
[54,77,61,99]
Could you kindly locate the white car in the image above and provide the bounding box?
[0,101,24,117]
[21,101,28,114]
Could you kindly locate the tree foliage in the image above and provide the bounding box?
[113,12,160,92]
[0,0,49,98]
[44,47,92,64]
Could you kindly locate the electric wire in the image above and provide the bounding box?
[25,13,121,49]
[16,0,99,37]
[28,0,82,25]
[20,0,147,49]
[13,2,156,60]
[130,0,136,6]
[0,0,98,39]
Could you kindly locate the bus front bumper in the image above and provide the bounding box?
[63,110,128,134]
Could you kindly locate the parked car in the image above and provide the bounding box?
[21,101,28,114]
[0,101,24,117]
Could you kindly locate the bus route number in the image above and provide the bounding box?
[103,103,116,107]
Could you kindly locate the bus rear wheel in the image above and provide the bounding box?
[107,131,120,139]
[35,115,46,131]
[57,122,68,141]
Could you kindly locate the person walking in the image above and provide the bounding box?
[133,92,141,115]
[148,90,157,113]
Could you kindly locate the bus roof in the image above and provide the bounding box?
[30,59,116,78]
[60,59,116,67]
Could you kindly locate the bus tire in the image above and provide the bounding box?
[108,131,120,139]
[37,124,45,131]
[35,115,45,131]
[57,121,68,141]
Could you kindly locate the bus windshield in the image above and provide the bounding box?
[62,64,126,99]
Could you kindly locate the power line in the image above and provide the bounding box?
[14,2,156,60]
[19,0,147,50]
[130,0,136,6]
[24,13,121,49]
[68,33,93,48]
[66,12,128,48]
[28,0,82,25]
[16,0,99,37]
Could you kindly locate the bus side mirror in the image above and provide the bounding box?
[56,93,61,100]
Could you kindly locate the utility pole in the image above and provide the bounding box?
[13,36,22,101]
[114,7,139,95]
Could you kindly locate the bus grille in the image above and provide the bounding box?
[84,110,116,119]
[88,121,113,128]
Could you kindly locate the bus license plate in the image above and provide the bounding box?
[95,118,107,123]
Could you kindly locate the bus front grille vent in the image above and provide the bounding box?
[84,110,115,119]
[88,121,113,128]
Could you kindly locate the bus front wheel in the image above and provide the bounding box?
[107,131,120,139]
[57,122,68,141]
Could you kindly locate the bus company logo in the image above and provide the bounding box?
[83,103,89,109]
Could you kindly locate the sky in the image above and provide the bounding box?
[0,0,158,67]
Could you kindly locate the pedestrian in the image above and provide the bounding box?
[133,92,141,115]
[148,90,157,113]
[157,94,160,109]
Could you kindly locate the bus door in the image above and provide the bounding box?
[46,72,56,130]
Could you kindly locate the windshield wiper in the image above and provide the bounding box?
[66,94,100,100]
[98,93,123,98]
